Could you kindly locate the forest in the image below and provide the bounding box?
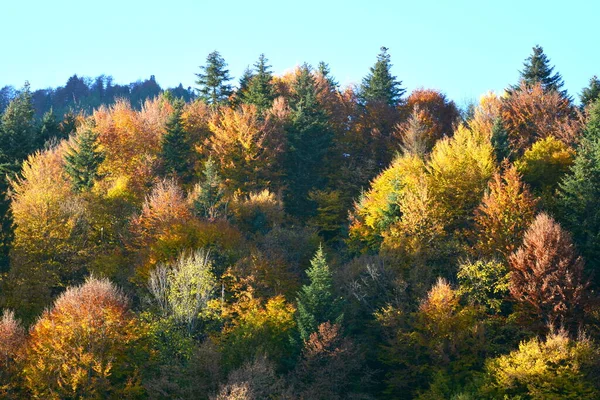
[1,45,600,399]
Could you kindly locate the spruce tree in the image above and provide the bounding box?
[192,157,227,220]
[359,46,405,107]
[317,61,339,89]
[558,98,600,279]
[233,66,254,106]
[580,75,600,110]
[490,118,511,162]
[160,99,192,183]
[242,54,276,113]
[516,45,567,97]
[0,82,36,164]
[38,108,61,147]
[296,245,343,341]
[284,64,333,218]
[195,51,233,107]
[64,127,105,191]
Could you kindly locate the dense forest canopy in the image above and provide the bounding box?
[1,45,600,399]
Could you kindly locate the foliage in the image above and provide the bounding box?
[190,157,228,220]
[509,213,589,333]
[23,277,145,399]
[458,260,511,314]
[515,45,567,97]
[196,51,234,107]
[360,46,405,107]
[0,310,26,397]
[160,99,193,183]
[580,75,600,110]
[64,126,105,191]
[481,331,600,399]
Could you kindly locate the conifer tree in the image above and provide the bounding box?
[234,66,254,106]
[242,54,276,113]
[580,75,600,110]
[0,82,36,164]
[38,108,61,147]
[558,98,600,278]
[160,99,192,183]
[191,157,227,220]
[317,61,339,89]
[284,64,333,218]
[296,245,343,342]
[64,127,105,191]
[195,51,233,107]
[490,118,511,162]
[515,45,567,97]
[359,47,405,107]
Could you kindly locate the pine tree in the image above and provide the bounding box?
[296,245,343,341]
[191,157,227,220]
[0,82,36,164]
[195,51,233,107]
[580,75,600,110]
[359,46,405,107]
[234,66,254,106]
[284,64,333,218]
[515,45,567,97]
[64,127,105,191]
[242,54,276,113]
[160,99,192,183]
[558,98,600,279]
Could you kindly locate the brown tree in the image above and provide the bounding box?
[0,310,26,398]
[509,213,589,333]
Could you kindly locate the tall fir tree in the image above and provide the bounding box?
[0,82,36,165]
[359,46,405,107]
[160,99,192,183]
[192,157,227,220]
[317,61,339,89]
[64,127,105,191]
[515,45,567,97]
[234,66,254,106]
[580,75,600,110]
[242,54,276,113]
[284,64,333,218]
[558,98,600,280]
[490,118,511,162]
[296,245,343,341]
[195,51,233,107]
[38,108,61,147]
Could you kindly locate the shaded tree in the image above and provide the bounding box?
[580,75,600,110]
[160,99,193,183]
[64,127,105,191]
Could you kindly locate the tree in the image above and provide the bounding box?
[317,61,338,89]
[242,54,276,113]
[64,126,105,191]
[0,310,26,397]
[160,99,192,183]
[481,331,600,399]
[195,51,233,107]
[473,164,537,260]
[490,118,510,162]
[284,64,333,218]
[558,99,600,279]
[0,82,36,164]
[509,213,589,333]
[190,157,228,220]
[398,107,431,156]
[359,46,405,107]
[296,246,343,342]
[580,75,600,110]
[38,108,61,147]
[23,277,145,399]
[515,45,567,97]
[149,249,217,332]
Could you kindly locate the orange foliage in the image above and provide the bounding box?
[23,277,144,399]
[208,104,284,193]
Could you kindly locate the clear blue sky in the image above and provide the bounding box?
[2,0,598,106]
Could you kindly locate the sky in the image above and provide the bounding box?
[1,0,598,106]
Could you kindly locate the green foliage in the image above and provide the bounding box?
[558,99,600,277]
[195,51,233,107]
[360,46,405,106]
[242,54,276,113]
[458,260,510,314]
[296,246,343,342]
[64,127,105,191]
[191,157,228,220]
[160,99,193,183]
[490,117,511,162]
[284,64,333,218]
[480,332,600,399]
[38,108,62,147]
[580,75,600,110]
[516,45,567,97]
[0,82,36,163]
